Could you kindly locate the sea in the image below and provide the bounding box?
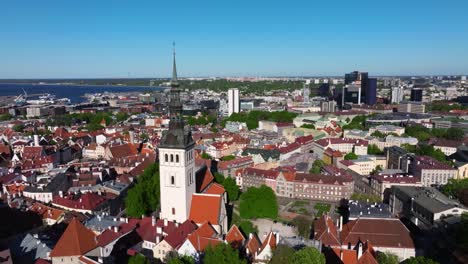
[0,83,163,104]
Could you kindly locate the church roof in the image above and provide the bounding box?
[189,194,222,225]
[49,218,97,257]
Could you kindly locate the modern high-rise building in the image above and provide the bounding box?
[410,88,423,102]
[343,71,376,106]
[228,88,240,116]
[391,87,404,104]
[320,100,337,112]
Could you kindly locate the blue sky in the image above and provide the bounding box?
[1,0,467,78]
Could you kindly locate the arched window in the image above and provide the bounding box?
[170,154,174,162]
[165,154,168,162]
[171,176,175,185]
[176,154,179,163]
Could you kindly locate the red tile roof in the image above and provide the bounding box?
[164,220,198,249]
[314,215,340,246]
[259,232,277,254]
[246,234,261,255]
[340,218,414,249]
[49,218,97,257]
[52,193,107,212]
[225,224,245,249]
[187,222,220,251]
[29,202,64,221]
[204,183,225,196]
[189,194,222,225]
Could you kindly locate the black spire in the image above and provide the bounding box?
[159,43,194,149]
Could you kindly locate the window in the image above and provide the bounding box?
[170,154,174,162]
[176,154,179,163]
[165,154,168,162]
[171,176,175,185]
[172,208,175,215]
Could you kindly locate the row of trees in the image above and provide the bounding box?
[222,110,298,130]
[213,172,240,202]
[405,124,464,141]
[44,111,129,131]
[186,114,217,126]
[401,144,449,164]
[270,246,325,264]
[341,115,368,130]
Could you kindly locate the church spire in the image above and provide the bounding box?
[171,42,179,87]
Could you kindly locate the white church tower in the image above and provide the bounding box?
[159,44,196,223]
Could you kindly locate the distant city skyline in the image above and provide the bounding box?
[1,1,468,78]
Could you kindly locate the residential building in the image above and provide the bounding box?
[397,102,425,114]
[312,138,368,159]
[348,200,392,220]
[228,88,240,116]
[390,186,468,227]
[385,146,413,173]
[409,156,457,186]
[370,173,422,201]
[391,86,404,104]
[369,125,405,136]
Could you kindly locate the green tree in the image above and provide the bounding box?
[128,254,150,264]
[201,152,212,160]
[203,243,247,264]
[445,127,464,141]
[270,245,295,264]
[125,163,160,217]
[301,124,315,129]
[166,254,195,264]
[344,152,358,160]
[442,178,468,198]
[238,220,258,236]
[0,113,12,121]
[221,155,236,161]
[213,172,226,184]
[370,130,386,138]
[222,177,240,201]
[342,115,368,130]
[12,124,24,132]
[367,144,383,155]
[376,252,399,264]
[239,185,278,219]
[291,247,325,264]
[402,256,439,264]
[115,112,129,122]
[310,159,325,174]
[292,216,312,238]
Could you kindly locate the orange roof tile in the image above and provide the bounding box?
[189,194,222,225]
[204,183,225,195]
[225,225,245,249]
[49,218,97,257]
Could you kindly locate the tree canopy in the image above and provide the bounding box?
[222,110,298,130]
[290,247,326,264]
[402,144,449,164]
[367,144,384,155]
[239,185,278,219]
[292,215,312,238]
[442,178,468,199]
[203,243,247,264]
[402,256,439,264]
[270,245,295,264]
[376,252,400,264]
[125,163,160,217]
[351,192,382,203]
[128,254,150,264]
[310,159,325,174]
[222,177,240,202]
[342,115,368,130]
[344,152,358,160]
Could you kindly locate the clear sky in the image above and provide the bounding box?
[1,0,467,78]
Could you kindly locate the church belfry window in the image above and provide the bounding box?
[171,176,175,185]
[170,154,174,162]
[165,154,168,162]
[176,154,179,163]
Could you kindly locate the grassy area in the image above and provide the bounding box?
[314,203,331,217]
[289,200,312,216]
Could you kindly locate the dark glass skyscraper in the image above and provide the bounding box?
[342,71,376,106]
[410,88,423,102]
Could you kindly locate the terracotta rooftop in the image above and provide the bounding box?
[225,224,245,249]
[189,194,222,225]
[49,218,97,257]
